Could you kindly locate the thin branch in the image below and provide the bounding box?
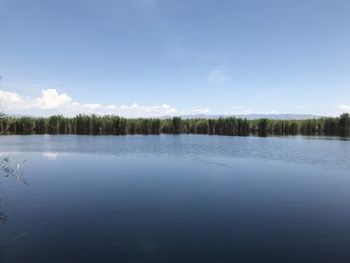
[0,233,27,249]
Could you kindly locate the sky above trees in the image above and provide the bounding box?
[1,0,349,117]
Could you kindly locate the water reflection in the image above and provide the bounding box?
[42,152,59,160]
[0,136,350,262]
[1,135,349,171]
[0,156,28,260]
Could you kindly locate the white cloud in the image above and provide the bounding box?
[0,90,33,110]
[336,104,350,112]
[0,90,23,104]
[81,103,103,110]
[42,152,68,160]
[36,89,72,109]
[0,89,178,117]
[42,152,59,160]
[105,105,117,110]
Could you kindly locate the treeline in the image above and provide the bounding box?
[0,114,349,137]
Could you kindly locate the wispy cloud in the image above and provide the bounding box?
[191,108,210,114]
[231,106,280,115]
[266,110,280,114]
[0,89,178,117]
[231,106,253,115]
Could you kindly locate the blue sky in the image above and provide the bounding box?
[0,0,349,117]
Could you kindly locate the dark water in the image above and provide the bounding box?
[1,135,350,263]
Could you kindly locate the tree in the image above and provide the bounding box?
[339,113,350,136]
[172,117,182,134]
[257,119,268,136]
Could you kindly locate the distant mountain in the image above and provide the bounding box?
[176,114,321,120]
[235,114,320,120]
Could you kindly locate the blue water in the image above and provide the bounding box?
[1,135,350,262]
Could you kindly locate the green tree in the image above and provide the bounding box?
[172,117,182,134]
[339,113,350,136]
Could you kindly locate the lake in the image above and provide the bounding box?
[1,135,350,262]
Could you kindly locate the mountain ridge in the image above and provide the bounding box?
[167,114,321,120]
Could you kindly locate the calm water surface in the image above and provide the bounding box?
[1,135,350,262]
